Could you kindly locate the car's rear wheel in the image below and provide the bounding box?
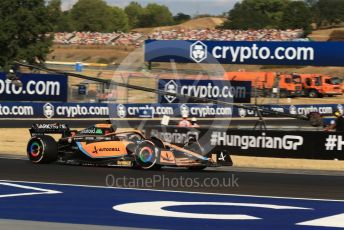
[135,141,161,170]
[27,135,58,164]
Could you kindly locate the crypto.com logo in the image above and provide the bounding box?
[238,108,247,118]
[117,104,127,118]
[190,41,207,63]
[337,104,343,115]
[43,103,54,119]
[164,80,178,103]
[180,104,190,117]
[289,105,297,115]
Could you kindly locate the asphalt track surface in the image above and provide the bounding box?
[0,117,341,229]
[0,157,343,200]
[0,219,142,230]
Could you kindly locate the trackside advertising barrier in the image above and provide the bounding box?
[158,79,251,103]
[0,102,109,119]
[0,73,67,102]
[146,127,344,160]
[0,102,342,119]
[242,104,344,117]
[112,103,344,119]
[145,40,344,66]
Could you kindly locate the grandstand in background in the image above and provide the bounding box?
[53,29,306,46]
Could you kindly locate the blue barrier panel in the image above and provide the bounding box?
[111,103,233,119]
[0,102,109,119]
[116,103,342,119]
[0,102,342,119]
[0,73,68,102]
[145,40,344,66]
[266,104,343,117]
[158,79,251,103]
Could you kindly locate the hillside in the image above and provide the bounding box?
[309,27,344,41]
[133,17,226,34]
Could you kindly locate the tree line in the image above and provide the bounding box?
[47,0,344,34]
[0,0,190,69]
[48,0,191,32]
[222,0,344,35]
[1,0,344,70]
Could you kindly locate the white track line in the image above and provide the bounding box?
[0,179,343,202]
[0,182,61,198]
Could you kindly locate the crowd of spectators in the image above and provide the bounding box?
[53,29,306,46]
[53,32,144,46]
[148,29,305,41]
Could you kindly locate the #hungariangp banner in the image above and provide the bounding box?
[145,127,344,160]
[0,73,68,102]
[145,40,344,66]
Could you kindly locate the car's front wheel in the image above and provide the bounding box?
[135,141,161,170]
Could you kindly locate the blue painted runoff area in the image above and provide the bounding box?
[0,181,343,229]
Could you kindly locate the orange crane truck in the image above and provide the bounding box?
[224,71,302,98]
[293,74,343,98]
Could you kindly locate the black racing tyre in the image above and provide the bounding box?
[308,90,318,98]
[135,141,161,170]
[27,135,58,164]
[279,91,288,98]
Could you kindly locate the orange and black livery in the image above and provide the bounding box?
[27,122,233,170]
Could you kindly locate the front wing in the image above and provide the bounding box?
[158,150,232,167]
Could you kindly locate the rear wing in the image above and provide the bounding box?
[29,123,73,137]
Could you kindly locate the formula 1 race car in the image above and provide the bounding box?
[27,123,232,170]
